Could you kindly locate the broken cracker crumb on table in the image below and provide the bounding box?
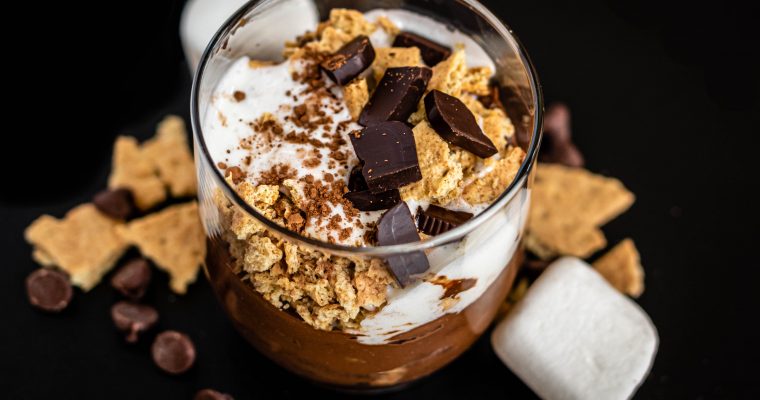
[142,115,198,198]
[593,238,645,297]
[24,204,129,291]
[109,136,167,210]
[118,201,205,294]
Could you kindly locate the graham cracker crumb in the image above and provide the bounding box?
[593,238,645,297]
[108,136,167,210]
[327,8,377,37]
[142,115,197,197]
[24,204,128,291]
[375,16,400,36]
[400,120,463,202]
[371,47,423,82]
[118,202,205,294]
[462,146,526,204]
[243,235,283,273]
[354,259,394,311]
[526,164,635,259]
[428,47,467,97]
[461,66,493,96]
[248,59,275,69]
[462,95,514,151]
[343,78,369,120]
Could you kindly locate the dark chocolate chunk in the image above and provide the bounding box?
[152,330,196,375]
[344,189,401,211]
[195,389,234,400]
[425,89,498,158]
[111,301,159,343]
[110,258,152,300]
[416,205,474,236]
[25,269,72,312]
[392,31,452,66]
[498,85,533,149]
[539,103,585,167]
[320,35,375,85]
[93,188,134,220]
[376,202,429,287]
[350,121,422,193]
[359,66,432,126]
[347,165,369,192]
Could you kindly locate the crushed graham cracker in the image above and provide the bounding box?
[375,15,400,36]
[400,120,463,203]
[343,78,369,120]
[118,202,205,294]
[24,204,128,291]
[371,47,423,83]
[593,238,644,297]
[462,146,526,204]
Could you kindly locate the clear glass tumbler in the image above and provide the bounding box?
[191,0,542,390]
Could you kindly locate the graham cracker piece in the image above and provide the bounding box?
[308,26,352,54]
[400,121,462,202]
[593,238,645,297]
[327,8,377,37]
[118,202,205,294]
[248,59,275,69]
[400,121,463,202]
[461,66,493,96]
[531,164,635,227]
[331,263,359,319]
[462,146,526,204]
[525,221,607,259]
[371,47,423,82]
[343,78,369,120]
[142,115,197,198]
[24,204,128,291]
[108,136,167,210]
[354,259,393,311]
[242,235,283,273]
[408,47,466,124]
[462,95,514,151]
[526,164,635,259]
[375,16,400,36]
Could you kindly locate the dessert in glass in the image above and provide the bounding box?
[191,0,542,390]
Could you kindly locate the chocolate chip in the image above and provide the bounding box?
[539,103,585,167]
[376,202,429,287]
[416,205,474,236]
[344,189,401,211]
[350,121,422,193]
[110,258,152,300]
[152,330,196,375]
[359,66,432,126]
[111,301,159,343]
[25,269,73,312]
[425,89,498,158]
[392,31,452,66]
[93,188,135,220]
[195,389,234,400]
[320,35,375,85]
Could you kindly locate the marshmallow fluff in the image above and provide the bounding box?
[491,258,658,400]
[202,9,528,344]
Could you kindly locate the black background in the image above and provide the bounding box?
[2,0,759,398]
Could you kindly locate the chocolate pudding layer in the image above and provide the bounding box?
[206,237,522,388]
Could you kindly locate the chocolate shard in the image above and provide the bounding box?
[425,89,498,158]
[349,121,422,193]
[392,31,452,66]
[344,189,401,211]
[539,103,585,167]
[416,205,474,235]
[93,188,134,220]
[320,35,375,85]
[359,66,432,126]
[497,84,533,150]
[376,202,429,287]
[347,165,369,192]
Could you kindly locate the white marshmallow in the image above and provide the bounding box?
[491,257,658,400]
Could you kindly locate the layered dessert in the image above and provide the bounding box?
[200,8,533,388]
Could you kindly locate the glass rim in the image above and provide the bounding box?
[190,0,544,256]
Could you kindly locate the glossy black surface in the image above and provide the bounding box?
[1,0,759,398]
